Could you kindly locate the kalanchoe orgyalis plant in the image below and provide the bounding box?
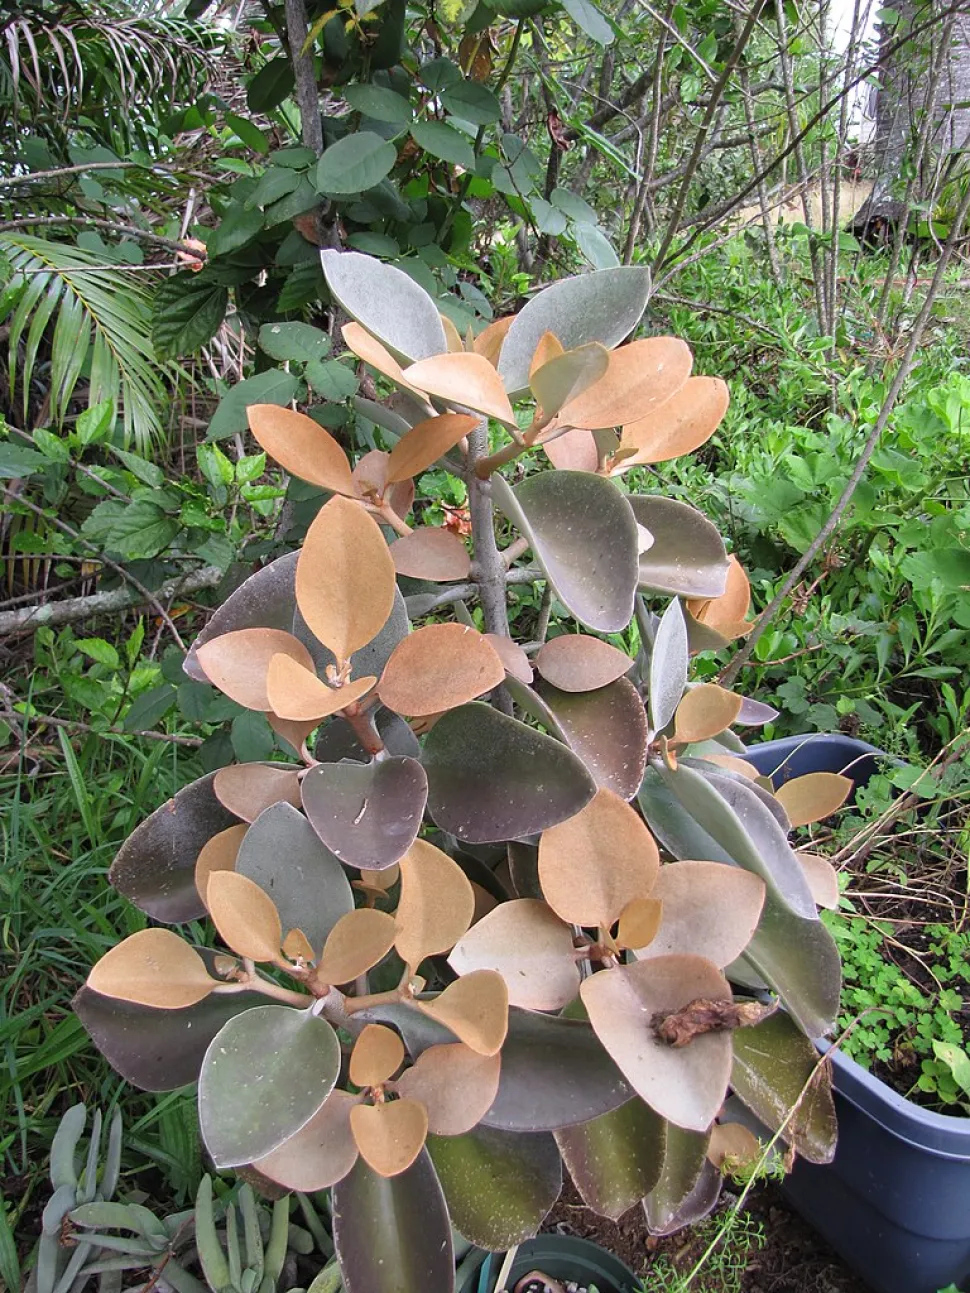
[75,251,851,1293]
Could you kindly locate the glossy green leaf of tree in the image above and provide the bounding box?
[421,702,595,843]
[536,676,648,801]
[315,133,397,196]
[410,121,476,170]
[498,266,651,398]
[492,471,639,632]
[440,81,502,125]
[555,1098,665,1219]
[332,1150,454,1293]
[302,756,428,869]
[199,1005,340,1167]
[731,1012,837,1164]
[321,250,447,363]
[152,272,228,360]
[344,84,413,124]
[627,496,731,599]
[427,1127,562,1249]
[235,802,353,952]
[108,772,239,923]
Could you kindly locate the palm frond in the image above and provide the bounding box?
[0,234,179,452]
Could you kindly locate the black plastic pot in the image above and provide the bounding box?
[457,1235,637,1293]
[746,735,970,1293]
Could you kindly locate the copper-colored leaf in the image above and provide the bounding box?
[686,556,750,641]
[87,929,214,1009]
[616,897,663,951]
[448,898,580,1011]
[618,376,729,467]
[342,321,420,393]
[530,343,610,419]
[396,1043,501,1135]
[439,312,464,353]
[484,634,533,684]
[473,315,515,367]
[352,448,414,519]
[282,928,315,961]
[350,1024,405,1087]
[401,353,516,426]
[213,765,302,824]
[558,337,693,431]
[196,628,315,710]
[394,839,475,972]
[266,712,319,756]
[775,772,852,827]
[707,1122,762,1173]
[350,1099,428,1178]
[255,1089,360,1190]
[636,861,765,969]
[535,634,632,692]
[538,788,660,928]
[379,623,505,717]
[796,852,840,909]
[386,413,477,483]
[296,495,396,666]
[701,754,760,779]
[267,654,376,722]
[416,970,509,1056]
[247,404,355,494]
[206,871,282,962]
[528,330,564,378]
[542,426,598,473]
[673,684,743,744]
[391,527,470,582]
[194,823,247,902]
[317,908,397,984]
[580,955,733,1131]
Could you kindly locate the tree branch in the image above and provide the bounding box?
[0,215,197,257]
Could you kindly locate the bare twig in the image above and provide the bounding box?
[1,709,203,748]
[0,215,196,257]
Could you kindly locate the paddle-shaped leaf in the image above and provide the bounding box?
[473,315,514,366]
[674,684,742,744]
[649,598,688,732]
[254,1089,360,1190]
[535,634,632,691]
[626,496,731,599]
[341,321,421,392]
[486,633,533,683]
[109,772,239,923]
[297,586,411,683]
[296,495,396,666]
[322,250,448,363]
[491,471,639,632]
[402,352,516,425]
[379,623,505,716]
[386,413,477,482]
[643,1125,718,1235]
[350,1024,405,1086]
[390,528,470,581]
[200,1005,340,1166]
[395,839,475,972]
[536,676,648,801]
[542,425,598,472]
[498,265,651,398]
[530,343,610,417]
[581,955,734,1131]
[317,908,397,982]
[619,375,729,466]
[538,788,659,927]
[213,765,302,823]
[87,930,214,1009]
[427,1127,562,1249]
[448,898,579,1010]
[686,554,750,641]
[207,871,283,961]
[775,772,852,827]
[637,861,765,967]
[797,852,840,909]
[302,756,428,869]
[235,802,353,954]
[557,336,692,430]
[421,702,596,843]
[555,1097,665,1219]
[195,823,247,900]
[332,1150,454,1293]
[196,628,315,710]
[416,970,508,1056]
[183,552,299,682]
[350,1099,428,1177]
[247,404,355,493]
[267,655,376,722]
[396,1044,501,1135]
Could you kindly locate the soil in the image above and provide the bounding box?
[541,1178,870,1292]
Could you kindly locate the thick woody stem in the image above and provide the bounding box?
[467,420,514,714]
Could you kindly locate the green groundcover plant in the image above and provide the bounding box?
[74,252,847,1293]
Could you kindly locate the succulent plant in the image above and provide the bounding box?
[74,251,848,1293]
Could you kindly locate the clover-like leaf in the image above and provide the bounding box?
[402,352,516,425]
[317,908,398,983]
[448,898,580,1010]
[492,471,639,632]
[626,496,731,599]
[195,628,315,710]
[708,1121,763,1173]
[386,413,477,482]
[267,654,376,722]
[421,702,596,843]
[416,970,508,1056]
[297,585,411,683]
[536,676,648,801]
[674,684,742,744]
[775,772,852,827]
[247,404,355,494]
[616,896,663,951]
[390,528,470,581]
[649,597,689,732]
[555,1097,665,1220]
[254,1089,361,1190]
[636,861,765,967]
[379,623,505,717]
[296,495,396,667]
[394,839,475,973]
[206,871,283,961]
[322,250,448,363]
[534,634,632,692]
[195,823,247,901]
[350,1024,405,1086]
[302,756,428,869]
[581,955,734,1131]
[350,1099,428,1178]
[396,1043,501,1135]
[200,1004,340,1166]
[619,375,729,466]
[538,788,659,928]
[557,336,692,430]
[87,930,215,1009]
[212,764,302,823]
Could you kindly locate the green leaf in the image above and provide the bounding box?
[550,187,598,224]
[75,398,115,446]
[153,273,229,361]
[225,112,270,155]
[197,441,234,489]
[440,81,502,125]
[207,371,301,440]
[321,249,447,363]
[933,1041,970,1098]
[304,358,359,400]
[344,84,413,124]
[925,547,970,589]
[258,322,330,363]
[315,133,397,196]
[574,222,619,268]
[199,1006,341,1165]
[246,166,301,210]
[649,598,688,732]
[33,428,71,462]
[531,198,568,236]
[0,442,46,476]
[100,500,179,559]
[110,447,166,489]
[207,205,265,258]
[122,683,177,734]
[560,0,614,40]
[247,59,295,113]
[231,711,275,763]
[410,120,475,170]
[76,638,120,669]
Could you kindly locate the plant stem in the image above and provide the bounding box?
[0,216,197,257]
[466,419,513,712]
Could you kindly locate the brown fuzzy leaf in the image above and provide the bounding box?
[618,376,729,467]
[195,823,247,902]
[775,773,852,827]
[538,788,659,927]
[416,969,509,1056]
[616,896,663,951]
[296,495,396,666]
[342,322,421,394]
[196,628,315,710]
[206,870,283,962]
[386,413,477,483]
[639,861,765,969]
[247,405,355,494]
[352,448,415,519]
[707,1122,763,1173]
[316,908,397,984]
[395,839,475,972]
[473,315,515,367]
[402,353,516,426]
[395,1043,501,1135]
[213,765,302,824]
[267,654,376,722]
[350,1024,405,1087]
[379,623,505,717]
[796,852,840,910]
[254,1089,360,1190]
[350,1098,428,1178]
[266,712,319,756]
[673,684,742,744]
[686,556,750,640]
[87,929,215,1009]
[391,527,471,582]
[448,898,580,1011]
[484,633,533,684]
[282,928,315,962]
[535,634,632,692]
[557,337,693,431]
[542,426,598,473]
[528,330,564,378]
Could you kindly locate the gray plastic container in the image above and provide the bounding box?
[746,735,970,1293]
